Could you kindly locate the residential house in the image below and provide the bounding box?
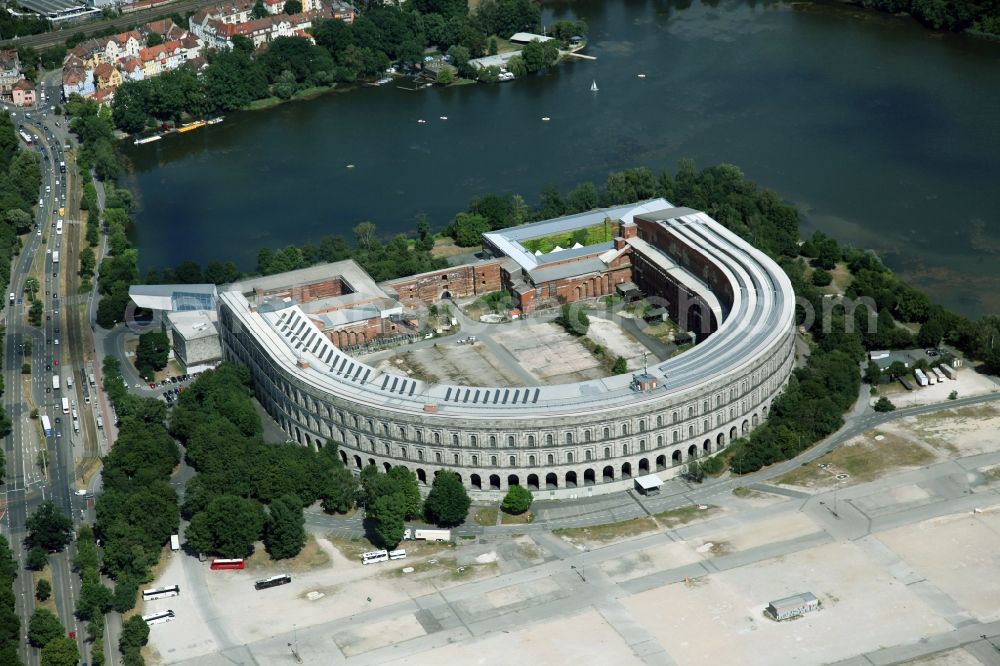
[142,18,188,42]
[94,87,115,106]
[103,30,142,63]
[0,50,21,101]
[120,57,144,82]
[62,57,95,99]
[329,0,356,23]
[12,80,35,107]
[93,62,123,90]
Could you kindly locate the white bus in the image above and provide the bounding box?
[142,585,179,601]
[52,250,59,264]
[55,220,63,235]
[52,375,59,391]
[170,535,180,551]
[61,398,69,414]
[389,549,406,560]
[18,129,31,145]
[40,415,53,437]
[141,610,176,625]
[361,550,389,565]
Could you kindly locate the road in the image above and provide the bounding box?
[2,85,97,664]
[1,0,220,50]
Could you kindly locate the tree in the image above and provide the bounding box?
[501,485,532,514]
[28,608,64,647]
[423,471,470,527]
[284,0,302,13]
[449,212,490,247]
[146,32,163,47]
[864,361,882,385]
[5,208,32,233]
[41,637,79,666]
[135,331,170,379]
[251,0,267,18]
[387,466,422,519]
[26,501,73,552]
[811,268,833,287]
[436,67,454,85]
[873,396,896,412]
[684,460,706,483]
[35,578,51,601]
[917,318,945,348]
[370,492,407,549]
[26,545,47,570]
[264,494,306,560]
[185,495,266,558]
[612,356,628,374]
[320,465,357,514]
[119,615,149,654]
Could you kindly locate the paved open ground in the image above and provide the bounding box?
[144,398,1000,666]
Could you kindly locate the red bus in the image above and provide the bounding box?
[209,558,245,570]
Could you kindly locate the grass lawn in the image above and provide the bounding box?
[500,510,534,525]
[775,431,934,488]
[473,506,499,526]
[520,220,614,254]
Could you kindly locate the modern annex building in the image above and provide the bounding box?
[217,201,796,498]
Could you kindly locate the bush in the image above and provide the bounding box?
[948,390,958,400]
[35,579,51,601]
[612,356,628,374]
[26,545,48,571]
[500,485,532,515]
[811,268,833,287]
[873,396,896,412]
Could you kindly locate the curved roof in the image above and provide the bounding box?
[219,209,795,421]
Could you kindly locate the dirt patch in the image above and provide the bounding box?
[500,510,534,525]
[554,516,659,548]
[430,236,472,259]
[495,322,605,383]
[654,504,717,528]
[245,534,330,573]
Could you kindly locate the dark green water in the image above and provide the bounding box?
[123,0,1000,317]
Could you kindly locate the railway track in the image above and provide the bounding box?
[1,0,217,50]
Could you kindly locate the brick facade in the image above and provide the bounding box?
[383,261,502,305]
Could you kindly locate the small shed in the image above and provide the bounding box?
[766,592,820,621]
[616,281,641,301]
[634,473,663,496]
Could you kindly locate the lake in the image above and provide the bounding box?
[122,0,1000,317]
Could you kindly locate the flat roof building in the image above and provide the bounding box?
[767,593,820,621]
[167,309,222,372]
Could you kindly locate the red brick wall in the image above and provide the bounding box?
[257,277,348,304]
[383,261,502,305]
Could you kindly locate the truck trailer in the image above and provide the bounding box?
[413,529,451,542]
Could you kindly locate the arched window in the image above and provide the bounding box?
[470,435,478,446]
[452,434,459,445]
[509,455,515,466]
[528,434,535,446]
[688,425,694,437]
[433,432,440,444]
[398,425,406,438]
[657,435,663,447]
[472,454,478,466]
[401,447,407,459]
[604,447,611,459]
[672,411,678,424]
[639,440,646,452]
[547,454,554,465]
[453,453,459,464]
[435,451,442,463]
[603,427,610,439]
[489,435,497,447]
[529,455,536,466]
[546,433,553,445]
[417,450,424,460]
[566,432,573,444]
[656,415,663,427]
[585,430,592,442]
[703,400,709,412]
[622,423,629,435]
[586,450,593,461]
[672,431,679,443]
[507,435,515,447]
[688,406,694,418]
[703,419,709,433]
[639,421,646,432]
[567,452,574,463]
[384,443,390,455]
[491,455,498,466]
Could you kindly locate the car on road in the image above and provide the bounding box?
[149,383,156,389]
[54,417,60,424]
[54,360,59,366]
[45,364,51,371]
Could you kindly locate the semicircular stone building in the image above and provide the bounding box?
[218,200,797,498]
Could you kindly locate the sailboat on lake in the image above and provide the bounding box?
[591,80,599,92]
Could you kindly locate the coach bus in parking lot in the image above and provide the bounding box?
[209,558,245,570]
[142,585,179,601]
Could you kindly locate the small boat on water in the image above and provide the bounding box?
[439,116,448,120]
[542,117,551,122]
[177,120,207,133]
[590,80,599,92]
[347,164,355,169]
[206,116,224,125]
[133,135,162,145]
[417,119,427,124]
[637,74,646,79]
